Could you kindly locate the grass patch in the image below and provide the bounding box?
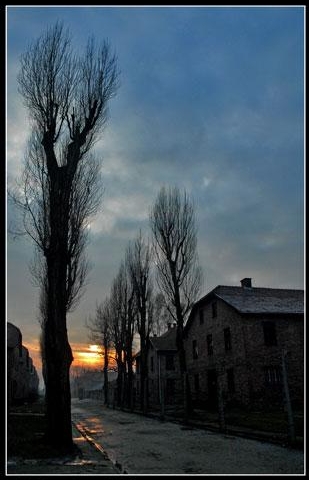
[7,398,67,459]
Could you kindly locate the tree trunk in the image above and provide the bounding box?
[43,166,74,453]
[176,321,192,421]
[44,253,73,452]
[139,334,148,414]
[103,342,109,405]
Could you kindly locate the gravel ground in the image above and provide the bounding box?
[71,398,305,475]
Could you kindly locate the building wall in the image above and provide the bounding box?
[7,323,39,406]
[185,299,304,410]
[241,314,304,409]
[148,345,182,407]
[135,340,182,409]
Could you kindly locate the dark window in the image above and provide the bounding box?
[224,327,232,351]
[199,309,204,325]
[165,354,175,371]
[227,368,235,393]
[212,302,217,318]
[263,321,277,346]
[264,366,282,385]
[192,340,198,359]
[194,373,200,392]
[150,356,154,372]
[207,334,213,356]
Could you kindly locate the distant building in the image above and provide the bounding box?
[71,368,117,401]
[7,322,39,406]
[184,278,304,411]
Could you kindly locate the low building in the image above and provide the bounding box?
[184,278,304,411]
[7,322,39,406]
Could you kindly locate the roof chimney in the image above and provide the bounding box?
[240,278,252,288]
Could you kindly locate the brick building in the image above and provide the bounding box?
[135,324,182,410]
[184,278,304,411]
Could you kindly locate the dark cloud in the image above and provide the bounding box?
[6,7,304,378]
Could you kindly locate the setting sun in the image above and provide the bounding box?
[89,344,102,353]
[72,344,103,369]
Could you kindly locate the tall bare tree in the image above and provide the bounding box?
[86,298,113,405]
[15,22,119,451]
[149,185,202,419]
[126,231,153,413]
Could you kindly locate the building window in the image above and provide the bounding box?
[226,368,235,393]
[263,321,277,346]
[264,366,282,385]
[192,340,198,359]
[165,354,175,371]
[199,309,204,325]
[150,356,154,372]
[212,302,217,318]
[224,327,232,351]
[194,374,200,392]
[207,334,213,356]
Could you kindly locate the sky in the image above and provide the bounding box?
[6,5,305,387]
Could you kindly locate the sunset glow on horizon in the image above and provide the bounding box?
[23,341,109,388]
[72,344,103,368]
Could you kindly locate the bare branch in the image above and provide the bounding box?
[150,185,202,326]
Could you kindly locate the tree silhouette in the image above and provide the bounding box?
[126,231,153,413]
[15,22,119,452]
[150,185,202,420]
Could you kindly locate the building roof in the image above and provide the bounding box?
[185,283,304,333]
[150,326,177,352]
[214,285,304,314]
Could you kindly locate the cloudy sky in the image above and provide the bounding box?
[6,6,305,385]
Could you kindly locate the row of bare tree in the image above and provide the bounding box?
[86,185,203,417]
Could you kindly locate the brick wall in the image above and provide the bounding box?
[185,298,304,411]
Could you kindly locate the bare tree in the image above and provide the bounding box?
[126,231,153,413]
[150,185,202,420]
[109,262,135,408]
[86,298,113,405]
[14,22,119,452]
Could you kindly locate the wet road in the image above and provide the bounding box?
[71,398,304,475]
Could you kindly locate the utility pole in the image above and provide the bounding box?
[281,350,296,445]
